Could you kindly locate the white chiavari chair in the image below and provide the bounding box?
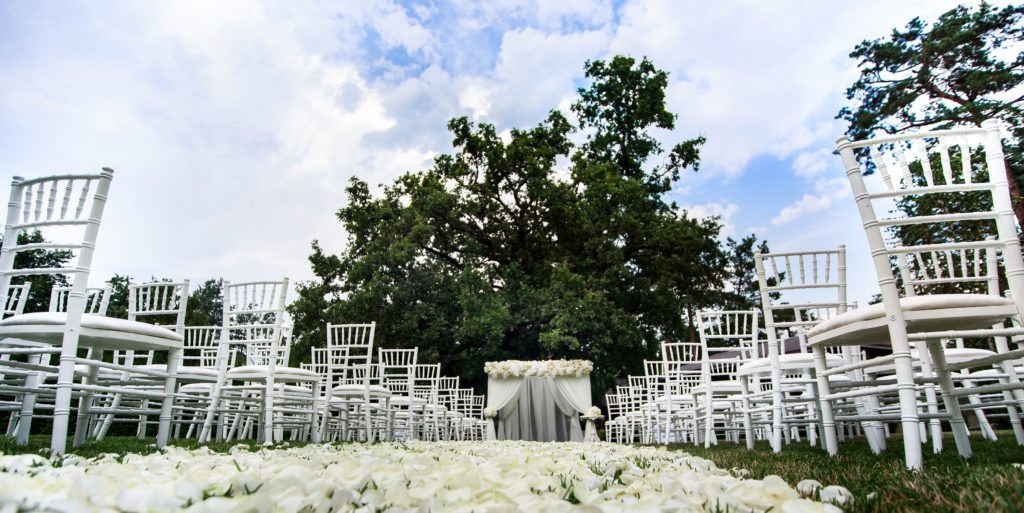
[744,248,854,453]
[661,341,702,443]
[462,392,487,440]
[84,280,190,442]
[379,347,420,440]
[694,310,758,448]
[436,376,460,440]
[173,326,227,439]
[5,286,110,443]
[643,359,667,443]
[604,392,623,443]
[0,169,188,454]
[414,363,444,440]
[0,283,31,435]
[318,322,391,442]
[814,121,1024,469]
[199,279,320,444]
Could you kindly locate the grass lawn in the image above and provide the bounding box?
[2,434,1023,512]
[672,434,1024,513]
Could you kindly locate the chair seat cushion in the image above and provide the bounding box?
[140,364,218,381]
[653,394,693,404]
[227,365,319,382]
[390,396,428,405]
[807,294,1015,345]
[690,381,743,395]
[331,383,391,396]
[737,353,844,375]
[179,383,214,393]
[0,312,184,342]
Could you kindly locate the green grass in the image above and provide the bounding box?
[2,434,1023,512]
[671,433,1024,513]
[0,434,308,459]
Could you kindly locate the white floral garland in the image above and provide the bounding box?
[484,359,593,378]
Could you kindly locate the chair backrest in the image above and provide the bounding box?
[324,322,376,389]
[661,341,702,394]
[49,284,111,315]
[378,347,418,396]
[696,309,758,378]
[220,279,289,368]
[836,120,1024,317]
[897,237,1001,298]
[437,376,460,410]
[3,283,30,318]
[468,394,485,419]
[605,393,622,420]
[644,359,667,398]
[129,280,190,329]
[0,170,114,324]
[755,247,848,355]
[180,326,225,369]
[414,363,440,403]
[627,375,649,406]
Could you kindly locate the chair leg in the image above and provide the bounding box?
[740,378,755,450]
[882,333,923,470]
[768,350,784,453]
[73,363,100,448]
[925,340,972,459]
[1000,374,1024,444]
[156,348,181,447]
[917,344,945,454]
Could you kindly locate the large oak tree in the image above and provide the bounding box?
[289,56,729,397]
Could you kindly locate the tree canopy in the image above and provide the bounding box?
[839,2,1024,225]
[0,230,72,313]
[290,56,735,397]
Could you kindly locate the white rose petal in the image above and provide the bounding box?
[820,485,854,505]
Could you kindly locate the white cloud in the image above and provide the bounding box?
[0,0,969,303]
[792,148,834,178]
[607,0,964,177]
[771,177,850,225]
[681,202,739,238]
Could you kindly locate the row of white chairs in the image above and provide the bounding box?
[605,120,1024,470]
[0,169,486,452]
[0,280,488,446]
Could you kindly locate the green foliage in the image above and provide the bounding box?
[840,3,1024,137]
[0,230,73,313]
[290,56,731,398]
[839,2,1024,225]
[186,278,223,326]
[104,274,131,319]
[721,235,772,311]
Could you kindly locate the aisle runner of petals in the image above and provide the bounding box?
[0,442,843,513]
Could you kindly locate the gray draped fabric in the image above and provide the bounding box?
[497,376,580,441]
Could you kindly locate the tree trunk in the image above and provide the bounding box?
[686,303,696,342]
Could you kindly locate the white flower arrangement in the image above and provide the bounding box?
[484,359,594,378]
[0,442,844,513]
[483,407,497,418]
[586,406,602,418]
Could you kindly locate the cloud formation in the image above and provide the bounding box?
[0,0,966,304]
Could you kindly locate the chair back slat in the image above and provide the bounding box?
[3,283,30,318]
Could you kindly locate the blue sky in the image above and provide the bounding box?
[0,0,979,304]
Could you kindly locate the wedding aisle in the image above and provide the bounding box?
[0,441,843,513]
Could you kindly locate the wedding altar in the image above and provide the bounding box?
[484,360,600,442]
